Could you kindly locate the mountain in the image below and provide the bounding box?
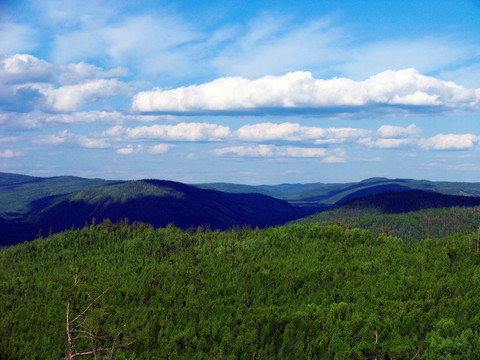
[1,179,307,245]
[4,171,480,246]
[295,189,480,225]
[0,172,117,218]
[197,177,480,207]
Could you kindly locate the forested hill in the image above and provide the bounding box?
[302,189,480,219]
[294,190,480,242]
[0,179,307,245]
[0,172,117,217]
[2,223,480,359]
[4,172,480,246]
[197,177,480,207]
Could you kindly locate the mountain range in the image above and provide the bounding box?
[2,172,480,246]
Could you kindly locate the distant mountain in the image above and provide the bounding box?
[198,177,480,207]
[4,171,480,246]
[0,172,118,218]
[194,181,330,199]
[295,189,480,225]
[1,179,306,245]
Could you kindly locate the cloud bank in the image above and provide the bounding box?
[132,69,480,116]
[212,144,342,160]
[0,54,129,113]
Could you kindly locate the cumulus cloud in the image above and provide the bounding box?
[105,122,231,141]
[58,62,130,85]
[0,149,16,158]
[116,144,142,155]
[357,124,421,149]
[33,131,69,145]
[212,144,346,160]
[148,144,174,154]
[358,137,414,149]
[419,134,480,150]
[132,69,480,116]
[235,122,371,143]
[0,54,56,84]
[33,129,110,148]
[0,111,180,130]
[377,124,421,138]
[76,136,110,149]
[0,54,129,113]
[39,79,129,112]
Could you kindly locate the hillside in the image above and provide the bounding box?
[294,190,480,241]
[2,223,480,359]
[1,179,306,245]
[0,172,117,218]
[198,177,480,207]
[4,172,480,246]
[296,189,480,220]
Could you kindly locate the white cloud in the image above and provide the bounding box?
[116,144,142,155]
[132,69,480,115]
[0,149,15,158]
[108,122,231,141]
[33,129,110,148]
[235,122,371,143]
[76,136,110,149]
[0,110,181,130]
[419,134,480,150]
[116,146,134,155]
[358,137,414,149]
[58,62,130,85]
[0,54,130,113]
[148,144,174,154]
[34,131,69,145]
[0,54,56,84]
[377,124,421,138]
[42,111,123,125]
[236,122,303,141]
[39,79,129,112]
[213,144,330,158]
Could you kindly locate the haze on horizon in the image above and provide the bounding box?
[1,0,480,185]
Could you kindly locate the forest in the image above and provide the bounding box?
[296,206,480,242]
[2,215,480,359]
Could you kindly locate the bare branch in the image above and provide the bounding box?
[71,341,135,358]
[69,287,110,326]
[66,276,133,359]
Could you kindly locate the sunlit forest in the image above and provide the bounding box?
[2,217,480,359]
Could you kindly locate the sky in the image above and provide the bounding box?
[1,0,480,184]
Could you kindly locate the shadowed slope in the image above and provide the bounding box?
[2,180,306,245]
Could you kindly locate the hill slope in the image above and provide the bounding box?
[298,189,480,221]
[1,179,306,245]
[198,177,480,207]
[0,172,117,217]
[294,190,480,241]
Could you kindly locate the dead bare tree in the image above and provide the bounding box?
[477,224,480,253]
[66,274,134,359]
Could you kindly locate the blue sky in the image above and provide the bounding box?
[1,0,480,184]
